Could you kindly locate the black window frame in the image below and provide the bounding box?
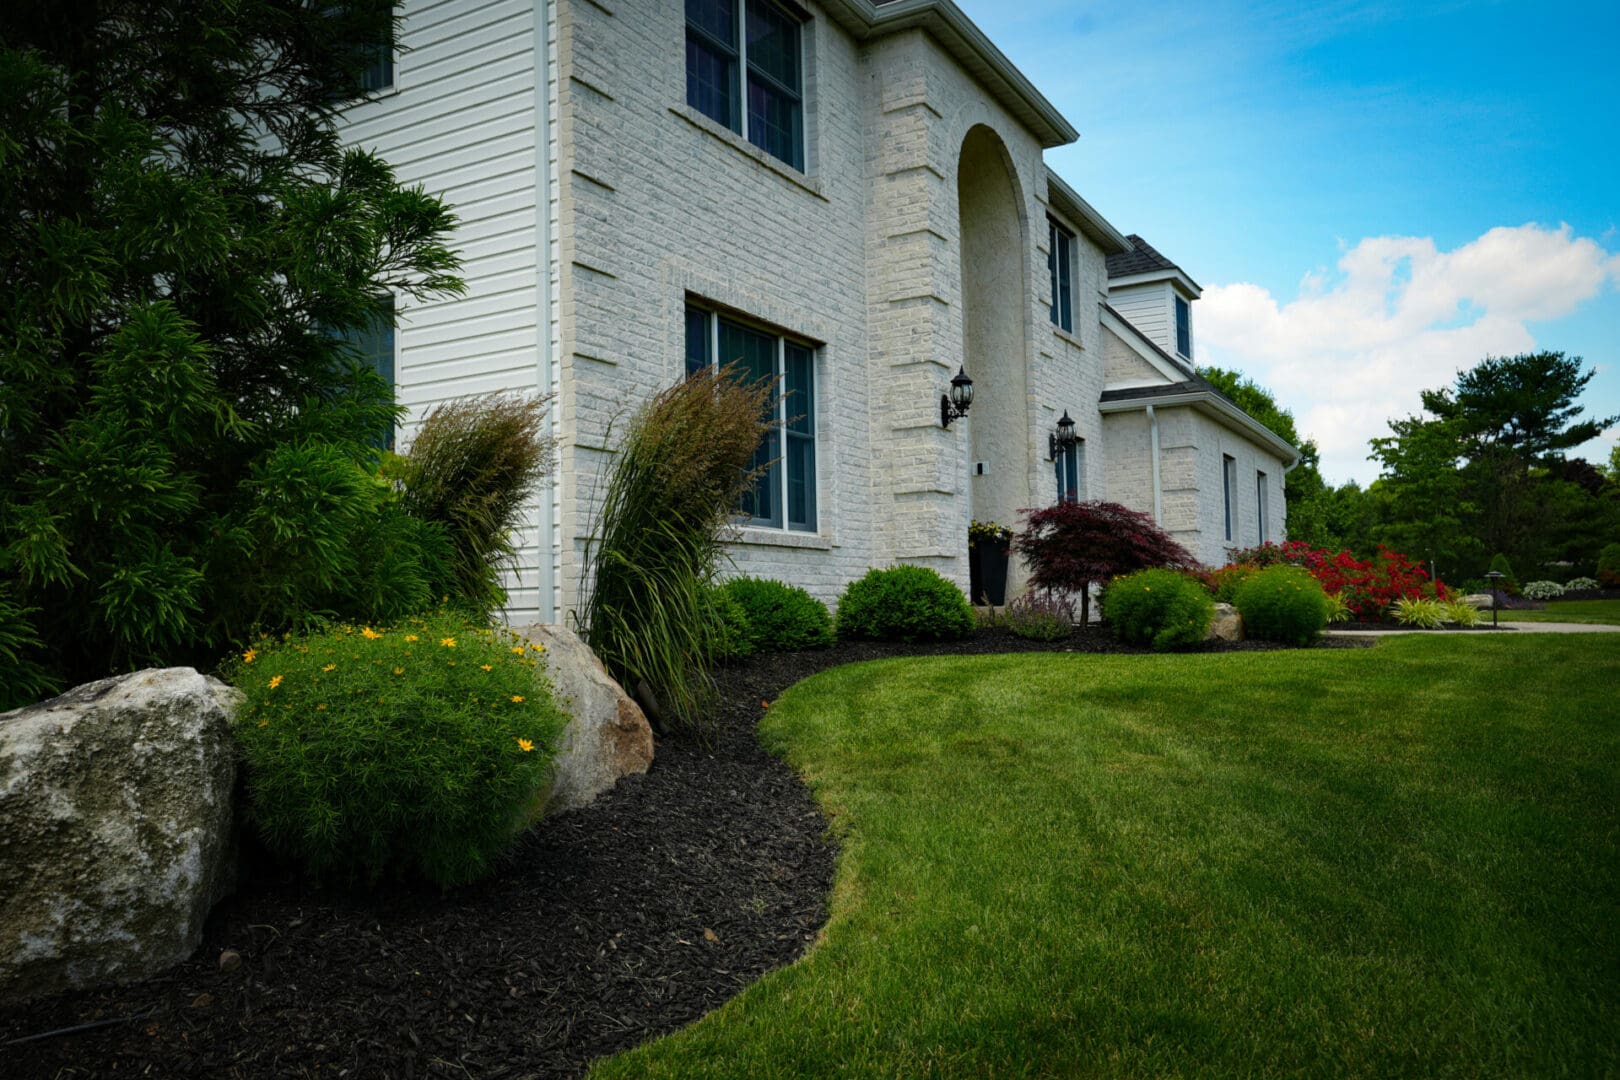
[1222,454,1238,542]
[685,0,807,171]
[1175,294,1192,359]
[1054,438,1084,504]
[1048,217,1074,333]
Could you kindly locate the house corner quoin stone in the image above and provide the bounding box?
[515,625,654,813]
[0,668,241,1007]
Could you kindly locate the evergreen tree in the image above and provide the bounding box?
[0,1,463,705]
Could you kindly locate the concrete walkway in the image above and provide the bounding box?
[1327,621,1620,637]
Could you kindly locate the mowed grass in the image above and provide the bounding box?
[595,636,1620,1078]
[1507,599,1620,625]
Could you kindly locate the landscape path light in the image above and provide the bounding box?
[1484,570,1504,628]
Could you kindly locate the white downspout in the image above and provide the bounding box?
[534,0,557,624]
[1147,405,1162,524]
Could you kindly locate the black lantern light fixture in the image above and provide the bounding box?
[1484,569,1504,628]
[941,366,974,428]
[1049,410,1077,460]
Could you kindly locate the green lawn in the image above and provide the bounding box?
[596,637,1619,1078]
[1505,599,1620,625]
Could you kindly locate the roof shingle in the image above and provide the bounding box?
[1105,235,1199,289]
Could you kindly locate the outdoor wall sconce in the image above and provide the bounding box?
[941,367,974,429]
[1484,569,1504,628]
[1049,410,1077,460]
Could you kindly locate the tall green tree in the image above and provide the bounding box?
[0,1,463,706]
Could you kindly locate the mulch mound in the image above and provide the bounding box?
[0,626,1365,1078]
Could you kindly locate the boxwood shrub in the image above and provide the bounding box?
[836,565,974,642]
[1102,569,1214,652]
[1234,565,1330,644]
[708,587,756,661]
[719,576,834,652]
[224,612,567,888]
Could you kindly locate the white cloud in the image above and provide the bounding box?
[1197,223,1618,484]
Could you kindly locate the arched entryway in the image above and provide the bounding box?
[957,125,1030,551]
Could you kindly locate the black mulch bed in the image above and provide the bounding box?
[0,626,1367,1079]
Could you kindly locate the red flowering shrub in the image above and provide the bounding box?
[1223,541,1442,620]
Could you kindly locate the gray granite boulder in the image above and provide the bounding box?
[514,625,654,813]
[0,668,240,1006]
[1207,602,1244,642]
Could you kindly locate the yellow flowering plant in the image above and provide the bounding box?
[222,611,565,888]
[1101,568,1214,652]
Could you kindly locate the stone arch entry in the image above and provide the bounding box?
[957,125,1030,559]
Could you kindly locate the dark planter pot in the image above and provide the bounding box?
[968,541,1011,606]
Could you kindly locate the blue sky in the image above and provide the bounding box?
[954,0,1620,484]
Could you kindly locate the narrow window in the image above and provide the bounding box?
[687,303,816,532]
[1054,438,1084,504]
[1256,470,1269,543]
[686,0,804,171]
[1048,217,1074,333]
[345,3,395,94]
[1175,295,1192,359]
[341,295,396,449]
[1222,454,1237,542]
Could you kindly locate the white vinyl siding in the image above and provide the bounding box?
[1108,282,1172,354]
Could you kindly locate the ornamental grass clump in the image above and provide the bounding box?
[1233,565,1330,644]
[1101,569,1214,652]
[1391,596,1447,629]
[719,577,834,653]
[836,565,974,642]
[1443,598,1482,627]
[579,366,771,736]
[224,612,566,888]
[1003,591,1076,642]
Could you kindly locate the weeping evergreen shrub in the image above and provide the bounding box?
[578,367,771,736]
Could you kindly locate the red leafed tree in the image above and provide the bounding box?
[1013,501,1199,624]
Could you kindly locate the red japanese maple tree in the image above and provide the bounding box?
[1013,501,1199,624]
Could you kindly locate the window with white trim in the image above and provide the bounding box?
[685,0,805,171]
[1048,217,1074,333]
[1222,454,1237,542]
[1175,295,1192,359]
[685,304,816,531]
[1054,439,1084,504]
[1256,470,1269,543]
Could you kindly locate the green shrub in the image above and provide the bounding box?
[394,393,557,612]
[1521,580,1564,601]
[1443,599,1482,627]
[1565,576,1600,592]
[579,367,772,735]
[1598,545,1620,588]
[1489,553,1519,593]
[720,577,834,652]
[708,587,755,662]
[1391,596,1446,628]
[836,565,974,642]
[1209,565,1259,604]
[1004,591,1076,641]
[1102,569,1214,652]
[224,612,566,888]
[1233,565,1329,645]
[1323,591,1353,624]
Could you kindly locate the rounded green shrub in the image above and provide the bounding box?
[1234,565,1330,644]
[1208,564,1259,604]
[708,587,755,661]
[1102,569,1214,652]
[720,577,834,652]
[1488,553,1519,593]
[224,612,567,888]
[836,565,974,642]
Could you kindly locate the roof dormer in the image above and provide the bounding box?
[1105,235,1201,363]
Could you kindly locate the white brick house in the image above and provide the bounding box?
[336,0,1297,624]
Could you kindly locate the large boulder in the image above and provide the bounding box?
[515,625,654,813]
[0,668,239,1006]
[1207,602,1244,642]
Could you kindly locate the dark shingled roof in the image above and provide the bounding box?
[1106,235,1200,289]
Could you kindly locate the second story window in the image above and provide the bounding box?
[1048,218,1074,333]
[1175,295,1192,359]
[685,0,805,171]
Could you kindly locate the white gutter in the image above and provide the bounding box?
[1098,390,1300,464]
[534,0,557,624]
[1147,404,1162,524]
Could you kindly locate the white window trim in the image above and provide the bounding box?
[688,0,807,172]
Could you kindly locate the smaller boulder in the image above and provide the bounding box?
[515,626,654,813]
[1207,603,1244,642]
[1461,593,1496,610]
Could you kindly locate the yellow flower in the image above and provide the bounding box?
[528,642,545,653]
[361,627,381,640]
[393,667,404,675]
[268,675,283,690]
[516,738,534,752]
[322,663,336,672]
[480,664,493,672]
[1144,586,1151,592]
[243,648,258,664]
[258,719,269,728]
[440,637,456,648]
[510,694,525,703]
[405,634,419,642]
[511,645,525,655]
[316,703,328,711]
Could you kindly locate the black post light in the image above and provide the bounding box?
[1484,570,1504,628]
[941,367,974,428]
[1049,410,1077,460]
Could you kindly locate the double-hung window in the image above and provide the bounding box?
[1222,454,1238,542]
[685,0,805,171]
[1054,439,1084,504]
[686,304,817,531]
[1256,470,1269,543]
[1175,295,1192,359]
[1048,217,1074,333]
